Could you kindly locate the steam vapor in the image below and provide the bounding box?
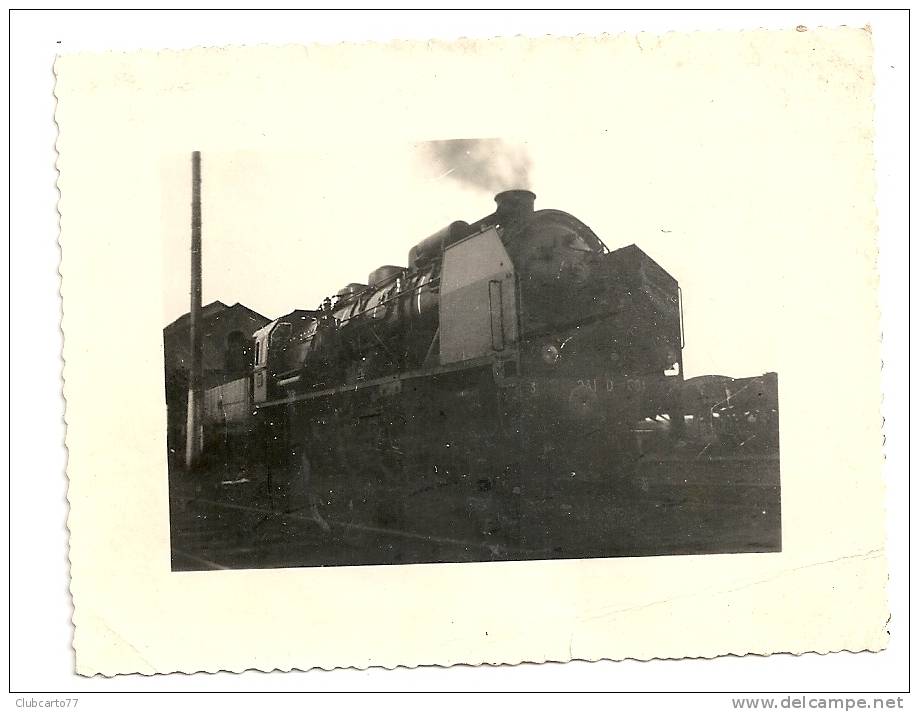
[421,138,532,194]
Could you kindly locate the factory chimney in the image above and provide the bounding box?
[494,189,536,226]
[185,151,203,471]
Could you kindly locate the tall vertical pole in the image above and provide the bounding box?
[185,151,203,471]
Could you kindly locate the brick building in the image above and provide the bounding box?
[163,301,270,467]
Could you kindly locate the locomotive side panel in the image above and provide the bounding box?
[440,227,518,364]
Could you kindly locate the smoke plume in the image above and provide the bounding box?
[421,138,532,194]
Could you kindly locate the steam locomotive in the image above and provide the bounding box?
[207,190,686,550]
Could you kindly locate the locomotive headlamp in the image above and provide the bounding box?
[540,342,561,365]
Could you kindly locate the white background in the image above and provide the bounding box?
[7,8,911,704]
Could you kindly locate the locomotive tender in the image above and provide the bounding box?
[209,190,687,549]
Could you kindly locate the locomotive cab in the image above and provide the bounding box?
[252,321,273,403]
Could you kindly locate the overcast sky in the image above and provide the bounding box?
[158,31,873,381]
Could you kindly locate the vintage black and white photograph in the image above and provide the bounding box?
[53,25,889,677]
[163,139,781,571]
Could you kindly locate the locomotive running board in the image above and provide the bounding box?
[256,351,516,410]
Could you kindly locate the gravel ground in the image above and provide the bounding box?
[168,453,780,571]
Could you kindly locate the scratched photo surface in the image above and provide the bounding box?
[57,29,886,675]
[162,140,781,571]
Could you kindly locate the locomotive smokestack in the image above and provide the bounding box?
[494,189,535,225]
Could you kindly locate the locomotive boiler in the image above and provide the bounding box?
[233,190,686,550]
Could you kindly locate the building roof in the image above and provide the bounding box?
[164,301,269,335]
[163,301,272,380]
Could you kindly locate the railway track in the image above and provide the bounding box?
[169,493,535,570]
